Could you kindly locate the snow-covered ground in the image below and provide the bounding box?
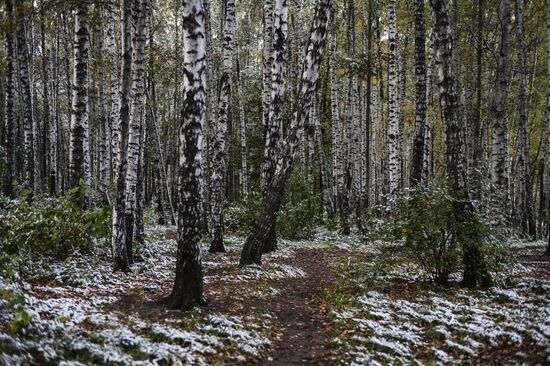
[329,241,550,366]
[0,226,273,366]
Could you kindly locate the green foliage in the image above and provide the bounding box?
[225,171,323,239]
[225,192,263,234]
[400,179,509,286]
[402,180,463,285]
[0,186,111,259]
[277,172,322,239]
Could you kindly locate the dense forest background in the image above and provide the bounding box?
[1,0,550,364]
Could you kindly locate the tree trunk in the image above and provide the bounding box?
[98,24,110,198]
[409,0,427,188]
[260,0,289,253]
[387,0,400,197]
[235,40,249,198]
[108,2,121,175]
[124,0,149,264]
[112,0,133,272]
[430,0,491,288]
[330,28,342,218]
[546,0,550,256]
[261,0,275,150]
[239,0,333,266]
[69,4,90,201]
[167,0,207,310]
[4,0,16,198]
[490,0,512,199]
[515,0,535,238]
[209,0,237,253]
[16,0,36,194]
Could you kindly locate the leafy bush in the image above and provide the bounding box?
[401,179,508,286]
[0,187,111,259]
[402,181,462,285]
[225,192,262,234]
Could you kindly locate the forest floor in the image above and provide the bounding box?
[1,225,549,365]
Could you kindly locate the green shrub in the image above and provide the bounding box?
[0,187,111,259]
[401,179,508,286]
[225,192,262,234]
[402,181,462,285]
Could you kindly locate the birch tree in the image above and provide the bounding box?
[125,0,149,263]
[108,2,121,169]
[240,0,333,266]
[515,0,535,237]
[69,4,91,197]
[387,0,401,196]
[409,0,427,188]
[546,0,550,256]
[16,0,36,194]
[112,0,134,272]
[490,0,512,197]
[430,0,490,288]
[167,0,207,310]
[4,0,16,198]
[209,0,236,253]
[260,0,289,253]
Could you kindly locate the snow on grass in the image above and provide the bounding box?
[508,239,548,249]
[0,225,273,365]
[331,278,550,365]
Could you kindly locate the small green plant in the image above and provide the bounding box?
[402,180,463,285]
[0,186,111,259]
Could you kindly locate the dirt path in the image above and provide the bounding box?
[258,249,341,365]
[206,247,343,365]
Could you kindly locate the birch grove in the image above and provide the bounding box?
[2,0,550,317]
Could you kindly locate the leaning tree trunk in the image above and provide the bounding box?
[490,0,512,200]
[261,0,275,145]
[515,0,535,238]
[239,0,333,266]
[4,0,16,198]
[16,0,36,194]
[209,0,237,253]
[409,0,427,188]
[112,0,133,272]
[69,5,90,200]
[387,0,400,197]
[124,0,149,264]
[167,0,207,311]
[260,0,289,253]
[430,0,491,288]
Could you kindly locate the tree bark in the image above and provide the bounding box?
[239,0,333,266]
[260,0,289,253]
[209,0,237,253]
[112,0,134,272]
[4,0,16,198]
[430,0,490,288]
[124,0,149,264]
[167,0,207,310]
[409,0,427,188]
[387,0,400,196]
[490,0,512,198]
[546,0,550,256]
[515,0,535,238]
[16,0,36,194]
